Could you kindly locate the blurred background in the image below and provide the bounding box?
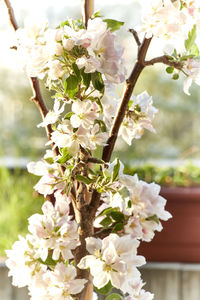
[1,1,200,299]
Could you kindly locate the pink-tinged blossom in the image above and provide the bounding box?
[119,92,158,145]
[6,236,33,287]
[140,0,186,40]
[183,58,200,95]
[75,18,126,83]
[37,99,65,128]
[50,120,89,154]
[78,234,145,291]
[47,60,64,80]
[70,100,99,129]
[126,289,154,300]
[88,124,108,150]
[48,263,87,297]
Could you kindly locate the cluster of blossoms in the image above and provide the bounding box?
[6,1,200,299]
[139,0,200,95]
[6,197,87,299]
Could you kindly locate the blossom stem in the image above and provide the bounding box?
[144,55,182,70]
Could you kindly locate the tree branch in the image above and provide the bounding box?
[144,55,182,70]
[82,0,94,28]
[129,29,141,47]
[3,0,54,143]
[102,37,152,163]
[4,0,18,30]
[3,0,62,159]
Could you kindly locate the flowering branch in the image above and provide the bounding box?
[145,55,182,70]
[5,1,200,300]
[3,0,55,148]
[102,37,152,162]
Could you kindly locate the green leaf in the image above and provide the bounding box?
[57,148,72,164]
[105,293,123,300]
[127,200,132,208]
[146,214,160,224]
[72,63,81,81]
[64,112,74,120]
[128,100,134,109]
[38,255,57,266]
[112,159,120,182]
[103,19,124,32]
[166,67,174,74]
[59,20,70,28]
[64,75,79,99]
[190,44,200,56]
[185,24,197,52]
[172,73,179,80]
[94,281,113,295]
[100,216,113,227]
[91,72,104,92]
[92,10,102,18]
[81,69,91,90]
[98,207,117,216]
[110,211,125,222]
[180,54,195,61]
[44,157,54,164]
[75,174,92,185]
[112,223,124,233]
[95,119,107,132]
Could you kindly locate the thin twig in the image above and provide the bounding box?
[4,0,18,30]
[129,28,141,47]
[145,55,182,70]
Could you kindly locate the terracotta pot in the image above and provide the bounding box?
[138,186,200,262]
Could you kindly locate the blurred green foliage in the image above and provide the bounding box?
[0,168,43,256]
[125,162,200,187]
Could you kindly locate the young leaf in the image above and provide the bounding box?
[80,69,91,90]
[105,293,123,300]
[110,211,125,223]
[72,63,81,81]
[112,159,120,182]
[64,112,74,120]
[91,72,104,92]
[94,281,113,295]
[98,207,117,217]
[112,223,124,233]
[75,174,93,185]
[92,10,102,18]
[190,44,200,56]
[38,255,57,266]
[103,19,124,32]
[95,119,107,132]
[100,216,113,227]
[64,75,79,99]
[185,24,197,52]
[57,148,72,164]
[146,214,160,224]
[44,157,54,164]
[59,20,70,28]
